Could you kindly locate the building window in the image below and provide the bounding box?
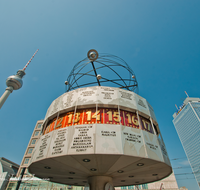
[23,158,30,165]
[8,182,16,187]
[27,148,33,154]
[34,131,39,136]
[31,139,36,145]
[37,123,42,129]
[142,184,148,189]
[18,168,23,175]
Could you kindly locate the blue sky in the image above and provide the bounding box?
[0,0,200,189]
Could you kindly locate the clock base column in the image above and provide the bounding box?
[88,176,114,190]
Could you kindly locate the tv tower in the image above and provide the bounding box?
[0,49,39,109]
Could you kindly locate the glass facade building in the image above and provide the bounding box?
[6,178,84,190]
[173,97,200,189]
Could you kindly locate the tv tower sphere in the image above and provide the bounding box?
[6,70,25,90]
[28,50,172,190]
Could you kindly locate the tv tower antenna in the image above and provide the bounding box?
[0,49,39,109]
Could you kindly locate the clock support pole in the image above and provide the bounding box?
[88,176,113,190]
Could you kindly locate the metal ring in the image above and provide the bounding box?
[87,49,99,61]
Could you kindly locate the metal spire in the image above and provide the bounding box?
[23,49,39,71]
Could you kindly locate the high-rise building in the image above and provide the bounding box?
[173,97,200,189]
[0,157,19,190]
[16,120,43,178]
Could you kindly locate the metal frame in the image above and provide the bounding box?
[66,52,138,93]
